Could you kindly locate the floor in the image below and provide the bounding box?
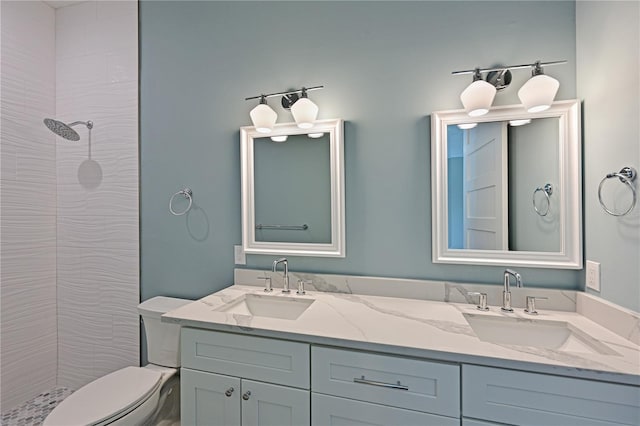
[0,387,73,426]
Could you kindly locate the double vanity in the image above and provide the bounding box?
[163,76,635,425]
[163,269,640,426]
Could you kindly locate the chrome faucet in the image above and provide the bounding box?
[272,258,290,293]
[502,269,522,312]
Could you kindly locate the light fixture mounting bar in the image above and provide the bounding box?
[245,85,324,101]
[451,60,567,76]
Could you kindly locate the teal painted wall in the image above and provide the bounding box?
[140,1,580,301]
[577,1,640,312]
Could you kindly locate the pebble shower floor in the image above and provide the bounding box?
[1,387,73,426]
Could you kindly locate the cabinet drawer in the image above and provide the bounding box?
[311,346,460,417]
[463,365,640,426]
[182,328,310,389]
[312,393,459,426]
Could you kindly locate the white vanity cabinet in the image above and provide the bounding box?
[180,328,310,426]
[178,327,639,426]
[310,346,460,425]
[462,365,640,426]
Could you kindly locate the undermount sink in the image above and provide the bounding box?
[464,313,618,355]
[217,293,315,320]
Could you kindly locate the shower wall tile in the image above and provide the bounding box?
[0,0,57,412]
[57,216,138,251]
[0,246,57,288]
[55,1,139,389]
[57,182,138,217]
[0,276,57,325]
[0,139,18,181]
[0,1,56,60]
[0,216,56,251]
[0,179,57,217]
[57,246,139,390]
[56,54,108,92]
[57,246,139,285]
[97,0,137,22]
[54,1,97,59]
[107,50,138,83]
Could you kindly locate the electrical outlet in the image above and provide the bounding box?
[586,260,600,292]
[234,245,246,265]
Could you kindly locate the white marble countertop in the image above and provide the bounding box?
[163,284,640,386]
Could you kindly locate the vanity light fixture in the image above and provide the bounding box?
[453,60,566,115]
[245,85,324,130]
[457,123,478,130]
[518,61,560,113]
[308,132,325,138]
[459,69,497,117]
[509,119,532,127]
[290,88,319,129]
[270,135,288,142]
[249,95,277,133]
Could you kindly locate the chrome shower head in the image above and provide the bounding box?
[43,118,93,141]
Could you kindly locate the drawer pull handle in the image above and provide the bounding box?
[353,376,409,391]
[242,391,251,400]
[225,387,234,397]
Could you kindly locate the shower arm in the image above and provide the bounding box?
[67,120,93,129]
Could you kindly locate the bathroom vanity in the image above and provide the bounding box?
[164,271,640,426]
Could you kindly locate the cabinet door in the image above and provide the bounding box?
[241,379,310,426]
[181,368,241,426]
[312,393,459,426]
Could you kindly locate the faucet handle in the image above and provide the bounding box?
[257,276,272,292]
[297,279,310,295]
[467,292,489,311]
[524,296,548,315]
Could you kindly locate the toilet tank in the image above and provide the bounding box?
[138,296,192,368]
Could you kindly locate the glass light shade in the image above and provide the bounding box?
[509,119,531,127]
[518,74,559,113]
[457,123,478,130]
[250,103,277,133]
[291,98,318,129]
[270,135,288,142]
[460,80,496,117]
[308,132,325,138]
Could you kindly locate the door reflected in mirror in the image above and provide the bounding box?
[447,117,560,252]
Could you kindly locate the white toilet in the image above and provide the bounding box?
[44,296,192,426]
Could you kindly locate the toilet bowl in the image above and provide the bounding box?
[43,296,191,426]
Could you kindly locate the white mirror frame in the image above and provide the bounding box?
[431,100,582,269]
[241,119,345,257]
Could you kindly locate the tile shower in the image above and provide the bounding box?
[0,0,139,418]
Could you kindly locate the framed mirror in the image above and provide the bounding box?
[241,119,345,257]
[431,100,582,269]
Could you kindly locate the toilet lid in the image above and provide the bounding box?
[44,367,162,426]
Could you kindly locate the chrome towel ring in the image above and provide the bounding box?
[598,167,637,217]
[532,183,553,216]
[169,187,193,216]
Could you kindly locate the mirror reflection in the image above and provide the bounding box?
[431,100,582,269]
[254,133,331,244]
[446,117,560,252]
[241,119,345,258]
